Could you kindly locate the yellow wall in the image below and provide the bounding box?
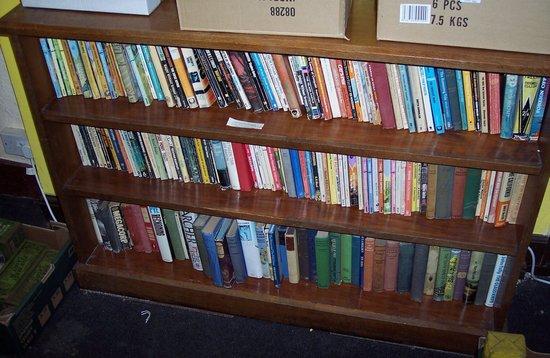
[0,1,548,233]
[1,0,54,195]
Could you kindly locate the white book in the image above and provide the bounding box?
[372,158,380,213]
[363,63,377,123]
[221,141,240,190]
[237,219,263,278]
[391,160,397,214]
[140,132,160,179]
[320,58,341,118]
[183,48,216,108]
[179,211,203,271]
[479,72,489,133]
[174,211,190,259]
[408,66,427,132]
[159,134,177,180]
[252,145,266,189]
[287,56,305,105]
[386,64,404,130]
[248,145,262,189]
[86,199,103,245]
[285,227,300,284]
[419,67,435,132]
[483,171,497,222]
[71,125,90,166]
[506,174,528,224]
[485,254,508,307]
[343,155,351,207]
[258,54,281,110]
[357,157,364,211]
[337,154,345,206]
[261,146,275,191]
[392,64,408,130]
[164,135,182,181]
[263,54,289,111]
[352,61,369,122]
[147,206,173,263]
[148,45,175,107]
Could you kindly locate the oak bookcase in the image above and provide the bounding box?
[1,0,548,353]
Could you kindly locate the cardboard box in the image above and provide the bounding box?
[0,218,25,270]
[176,0,352,39]
[21,0,162,15]
[377,0,550,55]
[0,222,76,355]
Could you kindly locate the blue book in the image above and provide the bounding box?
[500,75,520,139]
[398,65,416,132]
[289,149,305,198]
[437,68,453,130]
[39,38,62,98]
[140,45,165,101]
[210,140,230,188]
[213,218,234,287]
[250,53,277,110]
[201,217,224,287]
[226,220,247,283]
[359,237,365,287]
[107,129,127,171]
[67,40,91,98]
[529,77,549,140]
[351,235,362,286]
[307,229,317,282]
[95,42,116,98]
[367,158,374,213]
[305,151,316,198]
[425,67,445,134]
[455,70,468,130]
[268,225,282,288]
[277,226,289,278]
[280,149,296,198]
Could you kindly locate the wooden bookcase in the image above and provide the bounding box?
[1,0,548,353]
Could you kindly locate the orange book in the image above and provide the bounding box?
[329,59,347,119]
[60,40,82,95]
[309,57,333,120]
[478,171,494,218]
[168,47,198,108]
[114,130,133,174]
[347,60,363,121]
[335,59,353,118]
[272,54,302,118]
[362,237,375,291]
[104,43,125,97]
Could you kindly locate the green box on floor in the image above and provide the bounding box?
[0,222,76,355]
[0,218,26,270]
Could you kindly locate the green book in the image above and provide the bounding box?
[329,232,342,285]
[0,241,48,300]
[340,234,352,284]
[315,231,330,289]
[162,209,187,261]
[193,215,211,278]
[443,249,461,301]
[462,168,482,219]
[433,247,451,301]
[147,133,168,180]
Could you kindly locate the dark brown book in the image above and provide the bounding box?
[373,239,387,292]
[162,46,188,108]
[383,241,399,292]
[296,228,310,281]
[426,164,438,219]
[228,51,263,112]
[369,62,396,129]
[451,167,468,219]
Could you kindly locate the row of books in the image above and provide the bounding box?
[87,199,511,307]
[73,126,526,226]
[40,38,548,140]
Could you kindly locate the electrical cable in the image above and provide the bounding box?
[526,246,550,285]
[28,155,59,222]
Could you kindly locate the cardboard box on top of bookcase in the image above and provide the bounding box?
[177,0,352,39]
[377,0,550,55]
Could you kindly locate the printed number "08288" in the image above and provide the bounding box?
[270,7,296,16]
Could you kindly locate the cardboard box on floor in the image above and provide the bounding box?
[0,222,76,355]
[176,0,352,39]
[377,0,550,55]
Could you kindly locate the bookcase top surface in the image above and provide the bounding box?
[1,0,549,77]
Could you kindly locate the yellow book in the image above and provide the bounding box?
[104,43,125,97]
[100,128,121,170]
[328,153,339,205]
[46,38,67,97]
[77,41,100,99]
[194,138,210,184]
[462,70,476,131]
[50,38,74,96]
[168,47,198,109]
[411,162,418,212]
[60,40,82,95]
[88,41,110,99]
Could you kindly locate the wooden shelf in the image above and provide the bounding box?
[43,97,543,175]
[76,248,495,353]
[1,0,549,76]
[64,166,520,255]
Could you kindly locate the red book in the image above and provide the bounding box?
[231,142,254,191]
[243,144,258,188]
[451,167,468,219]
[487,73,501,134]
[336,59,353,118]
[298,150,311,199]
[121,204,152,253]
[383,240,399,292]
[329,59,347,119]
[140,206,159,253]
[369,62,397,129]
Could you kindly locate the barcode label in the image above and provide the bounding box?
[399,4,431,24]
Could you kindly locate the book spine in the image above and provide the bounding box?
[216,235,236,288]
[452,250,472,300]
[494,256,514,307]
[193,217,211,278]
[340,234,352,284]
[410,244,429,301]
[494,172,516,227]
[398,65,417,132]
[180,212,203,271]
[419,67,434,132]
[426,164,438,219]
[485,254,508,307]
[268,225,282,287]
[237,220,263,278]
[147,206,173,262]
[396,242,414,293]
[506,174,528,224]
[433,247,451,301]
[423,245,440,296]
[285,229,300,284]
[529,77,549,140]
[373,239,386,292]
[474,253,497,305]
[362,237,375,291]
[383,241,399,291]
[443,248,460,301]
[425,67,445,134]
[500,75,519,139]
[226,222,248,283]
[121,204,152,253]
